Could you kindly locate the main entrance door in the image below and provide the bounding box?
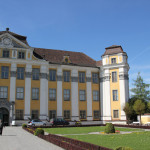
[0,108,9,126]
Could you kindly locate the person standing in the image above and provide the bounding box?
[0,119,4,136]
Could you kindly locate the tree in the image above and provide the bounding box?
[131,72,150,101]
[133,100,146,124]
[123,103,133,124]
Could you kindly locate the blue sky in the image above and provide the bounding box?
[0,0,150,93]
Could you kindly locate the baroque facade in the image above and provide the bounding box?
[0,28,129,125]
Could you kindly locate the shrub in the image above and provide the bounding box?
[34,128,44,136]
[22,124,27,128]
[104,123,115,134]
[114,147,133,150]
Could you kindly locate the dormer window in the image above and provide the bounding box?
[18,51,25,59]
[65,58,68,63]
[3,50,9,58]
[63,55,71,64]
[111,58,116,64]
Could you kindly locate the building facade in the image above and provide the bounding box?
[0,28,129,125]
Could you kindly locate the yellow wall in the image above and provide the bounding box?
[141,116,150,124]
[109,55,118,64]
[110,68,121,120]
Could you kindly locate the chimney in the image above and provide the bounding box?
[6,28,9,31]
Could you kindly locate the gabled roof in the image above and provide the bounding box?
[34,48,102,67]
[102,45,126,56]
[0,29,29,46]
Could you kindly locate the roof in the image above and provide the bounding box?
[0,29,29,46]
[34,48,102,67]
[102,45,126,56]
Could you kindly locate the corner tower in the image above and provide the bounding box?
[100,45,129,123]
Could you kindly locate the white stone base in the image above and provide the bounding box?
[101,116,112,121]
[39,115,47,120]
[87,116,93,121]
[121,115,126,120]
[71,117,79,121]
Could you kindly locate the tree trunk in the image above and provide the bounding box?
[140,114,141,125]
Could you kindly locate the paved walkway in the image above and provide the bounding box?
[0,126,63,150]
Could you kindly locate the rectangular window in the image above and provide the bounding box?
[111,58,116,64]
[113,110,119,118]
[32,68,40,80]
[0,87,8,98]
[79,72,85,83]
[49,88,56,101]
[80,110,86,119]
[16,87,24,100]
[3,50,9,58]
[18,51,25,59]
[112,72,117,82]
[63,71,70,82]
[1,66,9,79]
[49,70,56,81]
[17,67,24,80]
[113,90,118,101]
[15,110,24,120]
[32,88,39,100]
[64,110,70,119]
[94,110,100,119]
[92,73,99,83]
[93,90,99,101]
[49,110,56,119]
[79,90,86,101]
[31,110,39,119]
[64,89,70,101]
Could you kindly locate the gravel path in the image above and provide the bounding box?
[0,126,63,150]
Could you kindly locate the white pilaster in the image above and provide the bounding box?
[119,67,129,120]
[57,67,63,118]
[86,70,93,120]
[71,69,79,121]
[24,64,32,120]
[40,65,48,120]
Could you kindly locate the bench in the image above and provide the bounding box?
[132,122,140,125]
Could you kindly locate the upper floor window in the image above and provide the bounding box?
[113,90,118,101]
[49,70,56,81]
[64,89,70,101]
[113,110,119,118]
[111,58,116,64]
[92,73,99,83]
[16,87,24,100]
[0,86,8,98]
[63,71,70,82]
[93,90,99,101]
[79,72,85,83]
[49,110,56,119]
[1,66,9,79]
[3,50,9,58]
[32,68,40,80]
[18,51,25,59]
[15,109,24,120]
[17,67,24,80]
[32,88,39,100]
[49,88,56,101]
[112,72,117,82]
[79,90,86,101]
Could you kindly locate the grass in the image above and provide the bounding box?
[43,126,149,150]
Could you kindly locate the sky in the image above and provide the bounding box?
[0,0,150,94]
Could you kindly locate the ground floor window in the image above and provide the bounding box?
[31,110,39,119]
[49,110,56,119]
[80,110,86,119]
[113,110,119,118]
[64,110,70,119]
[93,110,100,119]
[15,109,24,120]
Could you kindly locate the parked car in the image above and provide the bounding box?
[50,118,70,126]
[28,119,46,126]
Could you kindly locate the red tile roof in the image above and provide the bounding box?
[34,48,102,67]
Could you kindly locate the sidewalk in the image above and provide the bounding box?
[0,126,63,150]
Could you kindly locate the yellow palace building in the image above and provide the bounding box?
[0,28,129,125]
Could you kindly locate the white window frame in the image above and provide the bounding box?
[64,89,70,101]
[113,90,118,101]
[17,67,24,80]
[32,88,39,100]
[49,70,56,81]
[49,88,56,101]
[111,58,116,64]
[79,90,86,101]
[92,73,99,83]
[0,86,8,98]
[112,72,117,82]
[63,71,70,82]
[1,66,9,79]
[93,90,99,101]
[113,110,119,118]
[16,87,24,100]
[32,68,40,80]
[79,72,85,83]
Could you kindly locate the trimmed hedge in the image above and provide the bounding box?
[34,128,44,136]
[114,147,133,150]
[22,124,27,128]
[105,123,115,134]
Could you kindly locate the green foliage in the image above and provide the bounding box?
[34,128,44,136]
[104,123,115,134]
[123,103,133,123]
[22,124,27,128]
[131,72,150,101]
[114,147,133,150]
[133,100,145,115]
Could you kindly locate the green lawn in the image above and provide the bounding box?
[43,126,149,150]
